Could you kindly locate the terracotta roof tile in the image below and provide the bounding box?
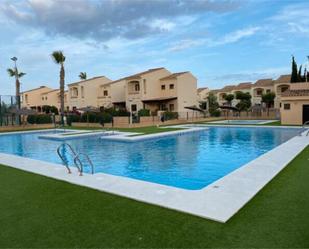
[160,72,189,80]
[68,76,108,86]
[254,78,274,87]
[110,67,166,84]
[275,74,291,83]
[234,82,252,90]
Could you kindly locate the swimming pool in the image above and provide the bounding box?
[0,127,300,190]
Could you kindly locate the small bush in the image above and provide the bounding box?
[209,109,221,117]
[66,114,81,126]
[163,111,178,120]
[138,109,150,117]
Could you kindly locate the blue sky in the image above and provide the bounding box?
[0,0,309,95]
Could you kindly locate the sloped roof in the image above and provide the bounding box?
[275,74,291,83]
[160,72,189,80]
[234,82,252,90]
[110,67,166,84]
[254,78,274,87]
[41,89,60,95]
[68,76,108,86]
[197,87,209,93]
[219,85,236,92]
[21,86,50,94]
[282,89,309,97]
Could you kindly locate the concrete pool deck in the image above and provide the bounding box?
[0,126,308,223]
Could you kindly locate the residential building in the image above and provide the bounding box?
[67,76,112,110]
[21,86,53,111]
[21,67,198,116]
[203,75,292,109]
[108,67,198,115]
[21,86,69,112]
[197,87,210,102]
[280,82,309,125]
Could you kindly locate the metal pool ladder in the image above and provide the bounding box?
[300,121,309,136]
[56,143,94,176]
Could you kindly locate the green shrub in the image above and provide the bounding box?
[163,111,178,120]
[66,114,81,126]
[138,109,150,117]
[27,114,52,124]
[209,109,221,117]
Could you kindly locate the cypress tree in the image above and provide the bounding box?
[291,56,299,83]
[298,65,303,82]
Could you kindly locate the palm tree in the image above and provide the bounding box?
[79,72,87,80]
[51,51,66,125]
[7,68,26,109]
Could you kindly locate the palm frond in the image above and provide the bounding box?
[51,51,66,64]
[18,72,26,78]
[7,68,16,77]
[79,72,87,80]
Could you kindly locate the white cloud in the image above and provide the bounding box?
[168,26,260,51]
[216,26,260,45]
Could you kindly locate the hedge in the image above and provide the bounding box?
[27,114,52,124]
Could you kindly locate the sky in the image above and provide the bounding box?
[0,0,309,95]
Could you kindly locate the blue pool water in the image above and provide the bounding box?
[0,127,300,190]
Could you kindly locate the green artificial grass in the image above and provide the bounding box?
[1,147,309,248]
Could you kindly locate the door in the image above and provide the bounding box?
[302,105,309,124]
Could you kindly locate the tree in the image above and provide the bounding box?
[79,72,87,80]
[51,51,66,125]
[261,92,276,115]
[291,56,299,83]
[207,92,220,117]
[235,91,252,111]
[223,94,234,106]
[7,68,26,108]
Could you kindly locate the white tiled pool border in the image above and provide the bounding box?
[0,126,308,223]
[208,119,277,125]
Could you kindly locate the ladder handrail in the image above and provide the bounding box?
[299,121,309,136]
[73,152,95,175]
[56,143,81,173]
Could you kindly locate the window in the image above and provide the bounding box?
[256,89,263,96]
[131,104,137,112]
[135,83,140,91]
[25,94,28,103]
[284,103,290,110]
[161,85,166,90]
[281,86,289,93]
[143,79,146,94]
[45,97,47,100]
[81,86,84,98]
[42,97,44,100]
[169,84,174,89]
[103,90,108,96]
[169,104,174,111]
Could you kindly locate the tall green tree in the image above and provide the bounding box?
[51,51,66,125]
[261,92,276,115]
[235,91,252,111]
[224,94,234,106]
[7,68,26,108]
[291,56,299,83]
[79,72,87,80]
[207,92,220,117]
